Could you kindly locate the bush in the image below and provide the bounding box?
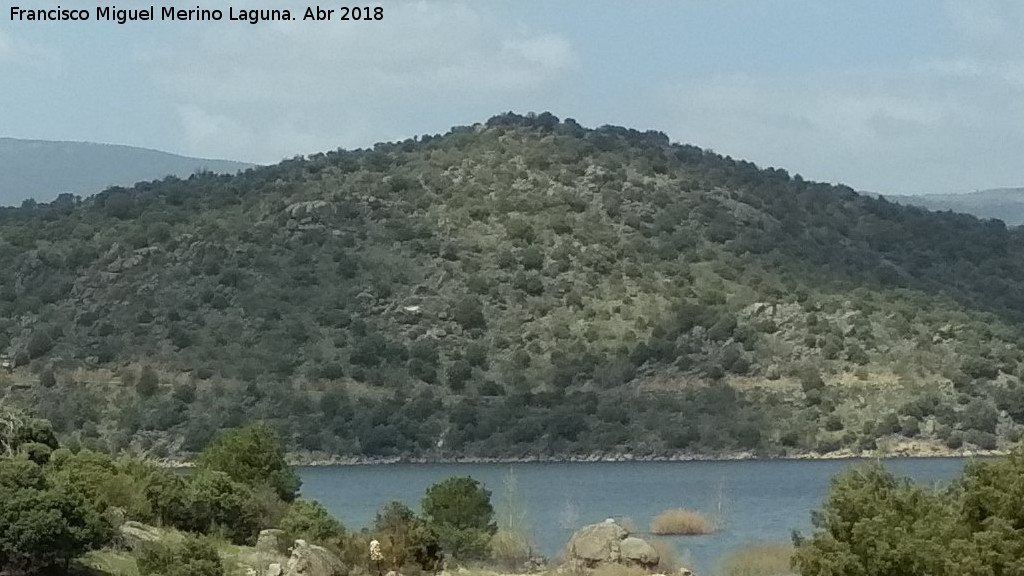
[372,501,440,572]
[490,469,533,569]
[280,499,346,549]
[792,463,949,576]
[794,454,1024,576]
[422,476,496,560]
[649,508,716,535]
[0,459,113,574]
[137,535,224,576]
[196,423,300,502]
[648,539,683,572]
[137,366,160,397]
[178,471,262,545]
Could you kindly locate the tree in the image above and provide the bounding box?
[0,459,113,574]
[793,454,1024,576]
[421,477,496,560]
[792,463,951,576]
[137,534,224,576]
[452,297,486,330]
[137,365,160,397]
[373,501,440,572]
[280,499,346,549]
[180,471,262,545]
[196,423,301,502]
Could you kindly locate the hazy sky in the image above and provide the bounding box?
[3,0,1024,195]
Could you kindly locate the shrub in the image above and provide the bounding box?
[280,499,346,549]
[137,535,224,576]
[792,463,950,576]
[649,508,716,535]
[196,423,300,502]
[178,471,262,545]
[0,459,113,574]
[372,501,440,572]
[38,369,56,389]
[718,542,794,576]
[137,366,160,397]
[490,468,533,569]
[648,539,683,572]
[422,476,496,560]
[26,331,54,359]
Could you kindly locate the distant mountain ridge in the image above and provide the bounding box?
[0,137,254,205]
[887,188,1024,225]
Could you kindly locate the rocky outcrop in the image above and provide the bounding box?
[568,520,629,564]
[565,520,673,572]
[119,520,162,550]
[619,537,659,566]
[284,539,347,576]
[257,529,289,555]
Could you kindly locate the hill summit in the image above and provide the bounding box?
[2,112,1023,460]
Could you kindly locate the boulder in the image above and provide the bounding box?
[285,539,348,576]
[258,529,289,555]
[620,537,659,567]
[568,521,629,564]
[268,563,283,576]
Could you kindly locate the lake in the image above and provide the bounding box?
[299,458,971,574]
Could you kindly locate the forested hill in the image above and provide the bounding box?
[3,112,1024,461]
[0,137,253,206]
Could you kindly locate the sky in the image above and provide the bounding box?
[2,0,1024,195]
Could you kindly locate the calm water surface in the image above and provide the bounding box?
[299,458,970,574]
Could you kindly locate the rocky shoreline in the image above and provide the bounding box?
[155,442,1007,468]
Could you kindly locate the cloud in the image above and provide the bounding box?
[0,25,56,68]
[152,1,577,162]
[656,2,1024,195]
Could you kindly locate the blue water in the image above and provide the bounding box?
[299,458,971,574]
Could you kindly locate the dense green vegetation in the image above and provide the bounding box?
[0,414,505,575]
[794,452,1024,576]
[3,112,1024,459]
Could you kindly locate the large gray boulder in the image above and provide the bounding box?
[620,537,659,567]
[285,539,347,576]
[568,520,629,564]
[566,520,672,572]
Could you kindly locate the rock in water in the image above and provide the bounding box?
[285,539,348,576]
[620,537,659,567]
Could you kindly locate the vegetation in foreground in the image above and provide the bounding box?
[0,411,540,576]
[794,450,1024,576]
[717,543,794,576]
[2,113,1024,460]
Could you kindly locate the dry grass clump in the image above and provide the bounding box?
[648,539,685,572]
[649,508,717,535]
[489,528,533,569]
[717,542,795,576]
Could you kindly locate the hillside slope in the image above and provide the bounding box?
[2,113,1024,460]
[887,188,1024,226]
[0,137,253,205]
